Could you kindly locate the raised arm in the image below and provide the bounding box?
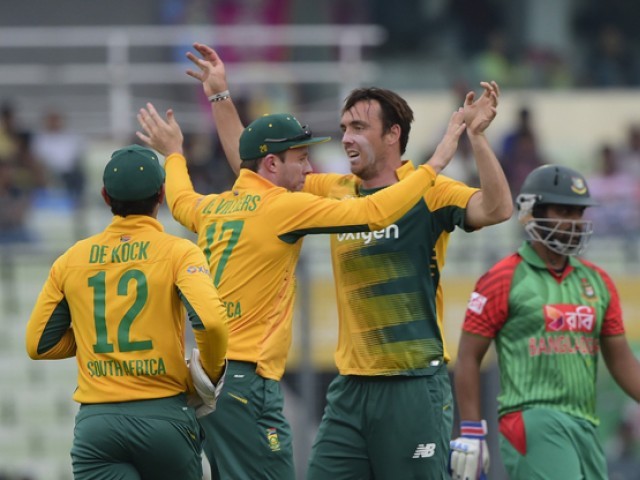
[463,81,513,229]
[273,110,466,236]
[186,43,245,175]
[137,103,183,157]
[136,103,203,232]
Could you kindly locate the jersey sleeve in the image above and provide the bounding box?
[164,153,207,233]
[274,164,438,241]
[173,240,229,380]
[462,255,519,338]
[25,254,77,360]
[303,172,349,197]
[593,264,625,336]
[427,175,479,232]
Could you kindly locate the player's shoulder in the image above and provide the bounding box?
[481,252,524,280]
[305,173,360,187]
[425,172,478,209]
[61,234,103,258]
[159,232,198,252]
[431,172,469,187]
[308,171,354,183]
[470,253,523,299]
[575,257,615,282]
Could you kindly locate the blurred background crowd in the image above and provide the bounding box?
[2,0,640,479]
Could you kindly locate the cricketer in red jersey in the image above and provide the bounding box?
[451,164,640,480]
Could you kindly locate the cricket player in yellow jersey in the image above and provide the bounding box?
[181,43,513,480]
[136,98,466,479]
[25,145,229,480]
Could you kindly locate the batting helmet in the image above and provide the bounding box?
[516,164,597,256]
[517,164,598,208]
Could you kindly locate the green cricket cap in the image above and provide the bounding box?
[103,144,165,201]
[239,113,330,161]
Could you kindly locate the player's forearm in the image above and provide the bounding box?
[27,328,76,360]
[193,323,228,383]
[454,357,484,421]
[362,164,437,230]
[211,98,244,176]
[469,133,513,224]
[164,153,201,231]
[603,335,640,402]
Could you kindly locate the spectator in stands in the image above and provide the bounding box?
[501,107,533,159]
[499,107,545,199]
[471,30,518,88]
[586,144,640,248]
[0,102,45,191]
[181,132,235,194]
[448,0,502,58]
[586,24,640,87]
[0,102,43,245]
[0,161,33,244]
[617,124,640,178]
[32,109,86,207]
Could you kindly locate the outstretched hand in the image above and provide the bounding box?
[463,81,500,135]
[186,43,229,97]
[136,103,184,157]
[427,108,466,174]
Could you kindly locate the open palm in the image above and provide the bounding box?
[464,81,500,135]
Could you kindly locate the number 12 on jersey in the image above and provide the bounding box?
[88,269,152,354]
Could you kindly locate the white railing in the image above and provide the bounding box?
[0,25,386,140]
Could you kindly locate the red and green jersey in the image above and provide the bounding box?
[26,215,228,404]
[164,154,438,381]
[462,241,625,425]
[304,161,478,375]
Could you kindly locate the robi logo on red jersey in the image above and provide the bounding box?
[543,304,595,333]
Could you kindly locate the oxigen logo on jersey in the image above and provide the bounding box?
[543,304,595,332]
[336,224,399,245]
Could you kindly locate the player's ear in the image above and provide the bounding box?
[101,187,112,206]
[157,185,166,206]
[262,154,280,174]
[386,124,401,147]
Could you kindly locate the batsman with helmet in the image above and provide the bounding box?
[451,164,640,479]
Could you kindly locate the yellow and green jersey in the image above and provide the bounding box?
[304,161,478,376]
[26,215,228,404]
[164,153,439,380]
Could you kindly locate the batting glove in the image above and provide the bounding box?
[449,420,490,480]
[187,348,227,418]
[187,391,216,418]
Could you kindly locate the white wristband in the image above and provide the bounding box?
[208,90,231,103]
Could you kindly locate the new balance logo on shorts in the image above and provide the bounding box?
[412,443,436,458]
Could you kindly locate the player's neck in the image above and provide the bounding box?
[360,159,403,190]
[534,243,568,272]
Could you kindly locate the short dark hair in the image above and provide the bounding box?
[107,192,161,217]
[240,151,286,172]
[342,87,414,155]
